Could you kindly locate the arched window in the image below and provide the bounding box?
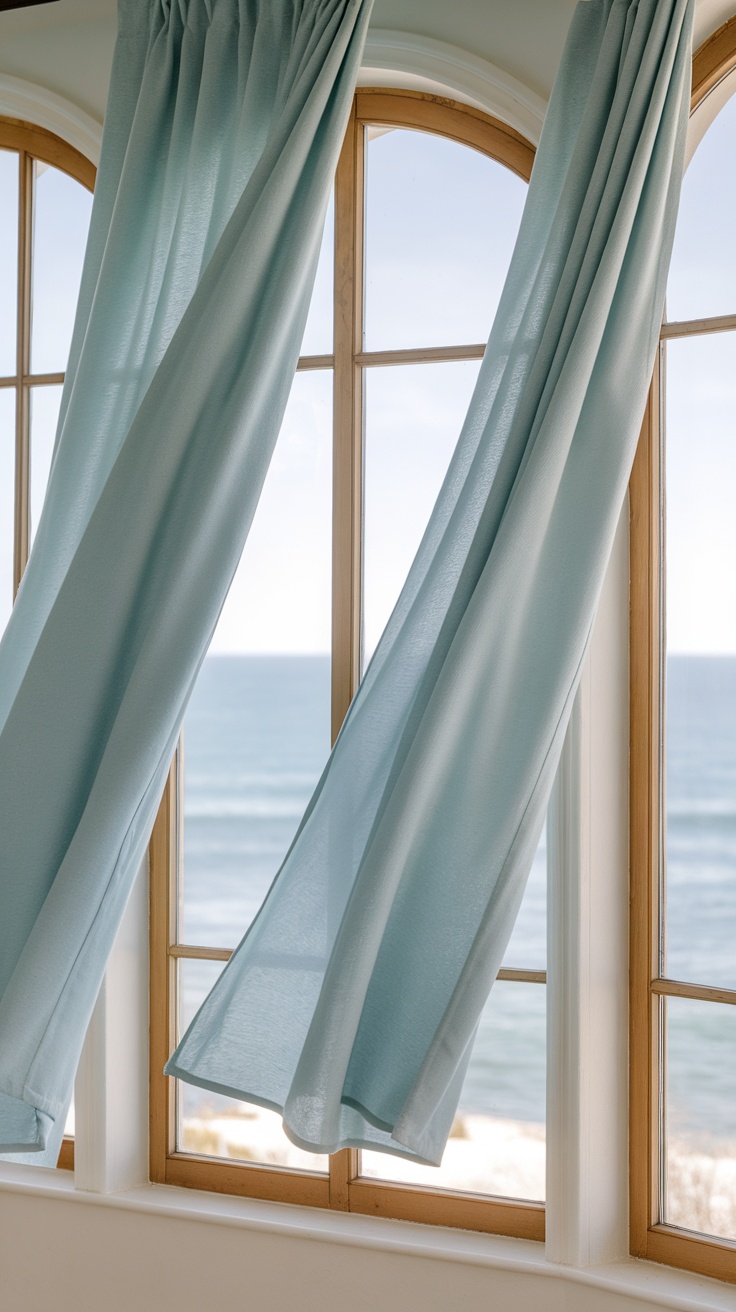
[149,89,545,1239]
[630,17,736,1284]
[0,120,94,624]
[0,118,95,1173]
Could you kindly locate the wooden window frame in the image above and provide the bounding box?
[629,17,736,1284]
[0,117,95,1174]
[150,88,544,1241]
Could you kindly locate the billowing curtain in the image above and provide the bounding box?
[0,0,372,1161]
[168,0,694,1166]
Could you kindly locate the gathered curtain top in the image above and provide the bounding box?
[119,0,344,37]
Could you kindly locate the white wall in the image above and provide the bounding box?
[2,1168,731,1312]
[0,0,575,126]
[0,0,115,123]
[2,0,727,133]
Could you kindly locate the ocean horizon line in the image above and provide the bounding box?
[201,649,736,660]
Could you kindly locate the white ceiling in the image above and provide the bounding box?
[0,0,732,127]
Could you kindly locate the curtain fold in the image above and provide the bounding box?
[168,0,694,1166]
[0,0,372,1162]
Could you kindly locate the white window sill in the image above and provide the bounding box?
[0,1161,733,1312]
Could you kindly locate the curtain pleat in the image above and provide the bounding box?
[0,0,372,1161]
[168,0,694,1165]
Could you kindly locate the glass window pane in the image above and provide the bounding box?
[364,358,547,972]
[664,334,736,989]
[181,370,332,948]
[299,192,333,357]
[667,90,736,322]
[177,959,328,1172]
[363,359,481,663]
[501,819,546,971]
[0,389,15,636]
[0,149,18,377]
[31,162,92,375]
[664,996,736,1241]
[364,129,526,351]
[30,384,62,546]
[361,980,545,1201]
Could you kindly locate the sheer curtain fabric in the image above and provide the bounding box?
[0,0,372,1161]
[169,0,694,1165]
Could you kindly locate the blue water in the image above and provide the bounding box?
[181,653,735,1138]
[666,657,736,990]
[182,657,331,948]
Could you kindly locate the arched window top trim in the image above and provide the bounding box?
[692,13,736,109]
[0,116,96,191]
[360,30,547,147]
[0,74,100,169]
[686,16,736,176]
[355,88,535,182]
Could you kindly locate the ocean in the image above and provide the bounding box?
[180,653,736,1147]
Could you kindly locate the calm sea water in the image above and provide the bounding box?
[181,654,736,1140]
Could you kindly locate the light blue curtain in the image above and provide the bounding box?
[0,0,372,1161]
[168,0,694,1165]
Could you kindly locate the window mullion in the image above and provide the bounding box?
[629,357,664,1252]
[150,754,180,1179]
[14,149,32,594]
[331,101,364,742]
[328,101,364,1211]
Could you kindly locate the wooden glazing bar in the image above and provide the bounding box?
[496,968,546,984]
[169,944,233,962]
[661,313,736,340]
[56,1137,75,1171]
[329,1147,359,1210]
[0,371,66,388]
[652,977,736,1007]
[328,102,365,1207]
[170,943,545,986]
[165,1154,331,1208]
[13,149,32,594]
[347,1179,545,1240]
[296,354,334,371]
[150,755,180,1178]
[21,371,65,387]
[629,365,663,1254]
[646,1226,736,1285]
[356,343,486,368]
[331,102,364,741]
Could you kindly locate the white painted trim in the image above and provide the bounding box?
[0,1166,732,1312]
[0,74,102,165]
[74,857,149,1195]
[686,63,736,167]
[546,504,630,1268]
[360,31,547,145]
[0,38,547,164]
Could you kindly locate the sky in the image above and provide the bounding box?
[663,92,736,655]
[1,104,736,656]
[209,128,525,659]
[0,160,91,633]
